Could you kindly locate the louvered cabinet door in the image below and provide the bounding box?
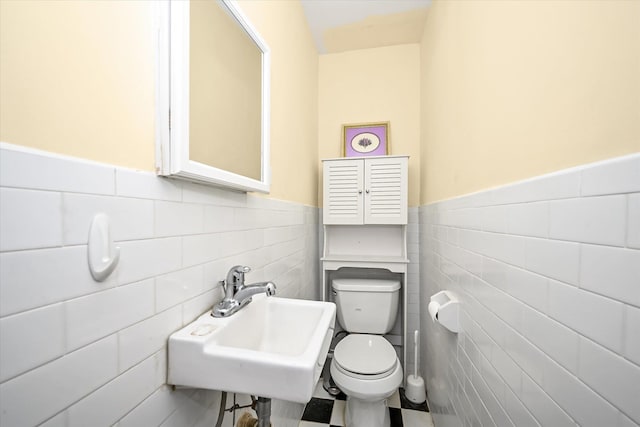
[364,157,408,224]
[323,159,364,224]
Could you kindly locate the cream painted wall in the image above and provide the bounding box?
[0,0,318,206]
[0,0,156,171]
[318,44,421,206]
[236,0,319,206]
[7,0,636,207]
[419,0,640,204]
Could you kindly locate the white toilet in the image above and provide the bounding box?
[330,278,403,427]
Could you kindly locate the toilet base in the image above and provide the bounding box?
[344,396,390,427]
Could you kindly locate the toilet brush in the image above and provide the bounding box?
[405,330,427,404]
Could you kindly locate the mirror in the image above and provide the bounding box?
[156,0,271,193]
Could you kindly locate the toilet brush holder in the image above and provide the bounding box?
[406,330,426,404]
[405,374,426,404]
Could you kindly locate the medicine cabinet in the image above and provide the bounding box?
[156,0,271,193]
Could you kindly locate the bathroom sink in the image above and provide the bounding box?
[168,295,336,403]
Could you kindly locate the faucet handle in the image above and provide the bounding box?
[226,265,251,289]
[232,265,251,281]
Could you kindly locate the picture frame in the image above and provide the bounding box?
[342,122,390,157]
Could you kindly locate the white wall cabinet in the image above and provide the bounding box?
[323,156,408,225]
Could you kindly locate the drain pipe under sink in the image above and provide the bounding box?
[256,397,271,427]
[215,391,227,427]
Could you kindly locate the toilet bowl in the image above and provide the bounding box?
[330,334,402,427]
[330,278,403,427]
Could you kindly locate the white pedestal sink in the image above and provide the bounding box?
[168,294,336,403]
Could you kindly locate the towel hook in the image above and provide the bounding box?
[88,213,120,282]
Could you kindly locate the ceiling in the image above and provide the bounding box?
[300,0,432,54]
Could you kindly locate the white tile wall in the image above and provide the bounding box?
[625,305,640,366]
[580,155,640,196]
[549,195,627,246]
[65,279,156,352]
[578,338,640,421]
[0,144,319,427]
[628,194,640,249]
[0,304,65,382]
[580,244,640,307]
[0,188,63,251]
[0,246,117,316]
[67,352,162,427]
[0,144,116,195]
[524,238,580,285]
[0,336,118,426]
[420,153,640,427]
[62,193,155,245]
[547,280,625,353]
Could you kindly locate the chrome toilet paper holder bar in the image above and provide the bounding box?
[428,290,459,333]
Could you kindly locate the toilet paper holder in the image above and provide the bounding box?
[428,290,459,333]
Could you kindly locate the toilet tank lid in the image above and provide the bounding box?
[332,278,400,292]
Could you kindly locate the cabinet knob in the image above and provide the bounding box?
[358,190,363,194]
[366,189,370,194]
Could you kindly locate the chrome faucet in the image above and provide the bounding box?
[212,265,276,317]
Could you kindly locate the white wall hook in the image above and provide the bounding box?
[88,213,120,282]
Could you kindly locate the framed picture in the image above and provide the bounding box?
[342,122,389,157]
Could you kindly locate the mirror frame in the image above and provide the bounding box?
[156,0,271,193]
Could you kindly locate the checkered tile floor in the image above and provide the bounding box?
[299,380,434,427]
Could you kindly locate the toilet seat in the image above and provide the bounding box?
[330,338,403,403]
[333,334,397,379]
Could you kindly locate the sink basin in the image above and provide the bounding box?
[168,295,336,403]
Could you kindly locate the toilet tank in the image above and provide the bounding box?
[332,278,400,334]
